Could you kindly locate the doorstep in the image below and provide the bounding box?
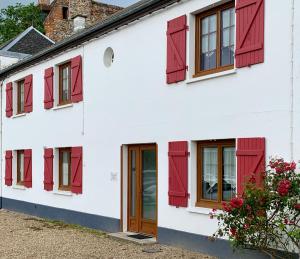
[108,232,157,245]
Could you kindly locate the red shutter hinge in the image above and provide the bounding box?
[188,193,190,198]
[186,66,189,71]
[185,25,189,31]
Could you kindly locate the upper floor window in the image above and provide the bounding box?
[195,2,235,77]
[17,79,25,114]
[197,139,236,208]
[59,62,71,105]
[62,7,69,20]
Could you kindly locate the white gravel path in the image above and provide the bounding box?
[0,210,215,259]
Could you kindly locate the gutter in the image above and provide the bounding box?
[290,0,295,160]
[0,0,180,80]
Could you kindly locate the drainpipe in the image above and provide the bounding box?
[0,79,3,209]
[290,0,295,161]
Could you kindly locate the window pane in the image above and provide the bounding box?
[130,150,136,217]
[209,15,217,33]
[202,35,208,53]
[202,17,209,34]
[62,66,70,101]
[223,147,236,201]
[62,151,70,186]
[209,32,217,51]
[202,148,218,201]
[142,149,156,221]
[19,81,25,113]
[221,8,235,66]
[19,153,24,182]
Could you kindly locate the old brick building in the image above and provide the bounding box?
[39,0,123,42]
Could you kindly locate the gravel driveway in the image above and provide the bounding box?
[0,210,214,259]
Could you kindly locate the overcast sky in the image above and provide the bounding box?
[0,0,139,9]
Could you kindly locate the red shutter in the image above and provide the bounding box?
[236,0,265,68]
[5,82,13,118]
[71,55,83,102]
[236,138,265,195]
[44,148,54,191]
[166,15,188,84]
[168,141,189,207]
[71,146,82,194]
[5,151,13,186]
[24,149,32,188]
[24,74,33,113]
[44,67,54,109]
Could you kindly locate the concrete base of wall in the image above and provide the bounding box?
[0,197,297,259]
[1,197,120,233]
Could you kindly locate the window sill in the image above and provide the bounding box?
[187,69,236,85]
[53,190,73,196]
[12,113,26,119]
[52,103,73,111]
[187,206,222,215]
[12,185,26,190]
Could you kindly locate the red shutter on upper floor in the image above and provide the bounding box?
[166,15,188,84]
[24,149,32,188]
[24,74,33,113]
[168,141,189,207]
[71,55,83,103]
[5,82,13,118]
[44,148,54,191]
[236,138,265,195]
[44,67,54,109]
[71,146,83,194]
[5,151,13,186]
[236,0,265,68]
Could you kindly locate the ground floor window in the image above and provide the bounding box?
[59,148,71,191]
[17,150,24,185]
[197,139,236,208]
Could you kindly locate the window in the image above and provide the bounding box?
[59,148,71,191]
[62,7,69,20]
[17,80,25,114]
[197,139,236,208]
[59,62,71,105]
[17,150,25,185]
[195,2,235,77]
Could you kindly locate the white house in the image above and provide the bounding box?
[0,0,299,258]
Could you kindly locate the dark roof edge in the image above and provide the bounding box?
[0,0,179,80]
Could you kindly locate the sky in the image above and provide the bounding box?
[0,0,139,9]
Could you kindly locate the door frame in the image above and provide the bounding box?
[120,143,158,237]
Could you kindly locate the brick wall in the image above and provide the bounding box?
[43,0,122,42]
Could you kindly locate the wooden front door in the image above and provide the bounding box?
[128,144,157,236]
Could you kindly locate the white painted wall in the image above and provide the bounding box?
[1,0,298,238]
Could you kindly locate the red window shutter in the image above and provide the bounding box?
[71,55,83,103]
[236,0,265,68]
[5,82,13,118]
[236,138,265,195]
[166,15,188,84]
[71,146,83,194]
[44,67,54,109]
[24,74,33,113]
[5,151,13,186]
[168,141,189,207]
[24,149,32,188]
[44,148,54,191]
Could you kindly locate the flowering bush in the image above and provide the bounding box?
[210,158,300,258]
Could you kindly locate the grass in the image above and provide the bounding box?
[23,217,106,237]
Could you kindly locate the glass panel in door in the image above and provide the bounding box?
[141,149,157,221]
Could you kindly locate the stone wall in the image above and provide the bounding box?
[43,0,122,42]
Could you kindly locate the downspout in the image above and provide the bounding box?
[290,0,295,161]
[0,79,3,209]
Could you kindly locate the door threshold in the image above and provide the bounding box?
[108,232,157,245]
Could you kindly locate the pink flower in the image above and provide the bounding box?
[243,224,250,230]
[230,227,237,237]
[277,179,291,196]
[222,202,232,213]
[212,208,217,212]
[294,204,300,211]
[230,197,244,209]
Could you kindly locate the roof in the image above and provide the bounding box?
[0,26,55,55]
[0,0,180,80]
